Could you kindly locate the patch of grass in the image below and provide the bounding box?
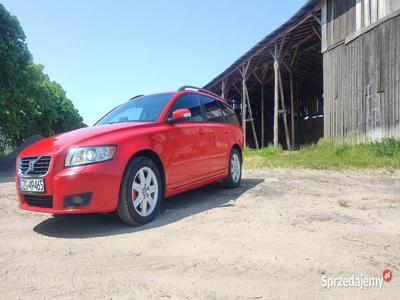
[244,138,400,169]
[338,200,349,208]
[367,138,400,157]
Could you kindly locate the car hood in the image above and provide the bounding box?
[18,122,153,157]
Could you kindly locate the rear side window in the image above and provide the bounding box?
[219,101,239,124]
[167,93,205,122]
[200,95,225,123]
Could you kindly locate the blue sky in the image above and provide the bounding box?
[3,1,304,125]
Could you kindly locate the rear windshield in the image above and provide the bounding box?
[96,93,173,125]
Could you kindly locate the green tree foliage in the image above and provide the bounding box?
[0,4,86,153]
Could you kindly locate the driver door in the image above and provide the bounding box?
[164,93,209,188]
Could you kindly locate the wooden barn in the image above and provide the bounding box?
[204,0,400,149]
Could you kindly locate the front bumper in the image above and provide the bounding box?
[17,158,126,214]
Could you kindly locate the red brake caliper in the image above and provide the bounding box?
[132,191,137,203]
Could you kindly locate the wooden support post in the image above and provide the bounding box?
[278,71,292,150]
[273,42,279,147]
[220,77,229,99]
[253,64,269,149]
[241,74,247,148]
[289,70,295,149]
[245,88,259,149]
[239,60,259,149]
[283,47,298,150]
[240,62,250,148]
[261,83,265,148]
[296,80,303,146]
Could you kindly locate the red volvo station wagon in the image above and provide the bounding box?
[16,86,243,225]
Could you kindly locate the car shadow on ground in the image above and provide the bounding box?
[33,178,264,238]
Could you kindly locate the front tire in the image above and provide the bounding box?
[117,157,162,226]
[223,148,242,188]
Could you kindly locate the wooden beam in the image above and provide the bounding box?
[286,34,315,54]
[291,47,298,66]
[261,83,265,148]
[290,48,299,149]
[220,79,226,99]
[253,64,269,148]
[242,8,321,67]
[242,76,247,148]
[245,88,259,149]
[264,74,274,86]
[232,83,242,96]
[205,4,322,91]
[267,46,275,60]
[239,60,251,148]
[278,70,292,150]
[312,26,321,40]
[289,70,295,149]
[311,13,321,26]
[296,78,304,146]
[262,64,269,148]
[282,61,290,73]
[278,34,295,61]
[290,50,320,57]
[253,72,263,85]
[321,0,327,52]
[278,34,287,58]
[273,41,279,147]
[241,70,247,148]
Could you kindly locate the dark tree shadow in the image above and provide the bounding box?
[0,173,14,184]
[33,178,264,239]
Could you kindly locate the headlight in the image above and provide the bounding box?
[65,145,117,167]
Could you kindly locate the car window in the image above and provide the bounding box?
[200,95,225,123]
[167,93,205,122]
[96,93,173,125]
[219,101,239,124]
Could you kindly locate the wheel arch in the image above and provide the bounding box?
[232,143,242,161]
[123,149,166,197]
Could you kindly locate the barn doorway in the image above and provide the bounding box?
[205,1,323,149]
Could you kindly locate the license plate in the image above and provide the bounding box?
[19,178,45,193]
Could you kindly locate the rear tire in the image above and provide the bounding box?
[223,148,242,188]
[117,156,163,226]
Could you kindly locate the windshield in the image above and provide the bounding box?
[96,93,173,125]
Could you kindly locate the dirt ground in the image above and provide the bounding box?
[0,169,399,299]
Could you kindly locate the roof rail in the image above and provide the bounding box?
[129,94,143,100]
[177,85,222,99]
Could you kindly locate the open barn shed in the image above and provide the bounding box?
[205,0,400,149]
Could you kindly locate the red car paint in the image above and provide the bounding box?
[16,90,243,214]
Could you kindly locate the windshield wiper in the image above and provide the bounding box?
[107,120,143,125]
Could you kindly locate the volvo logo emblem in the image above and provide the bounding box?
[23,156,41,175]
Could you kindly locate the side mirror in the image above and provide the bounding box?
[168,108,192,122]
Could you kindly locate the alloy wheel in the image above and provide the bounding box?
[131,167,159,217]
[231,153,241,183]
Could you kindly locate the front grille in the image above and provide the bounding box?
[18,155,51,176]
[23,194,53,208]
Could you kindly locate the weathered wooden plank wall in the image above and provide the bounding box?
[323,0,400,49]
[323,11,400,142]
[325,0,357,48]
